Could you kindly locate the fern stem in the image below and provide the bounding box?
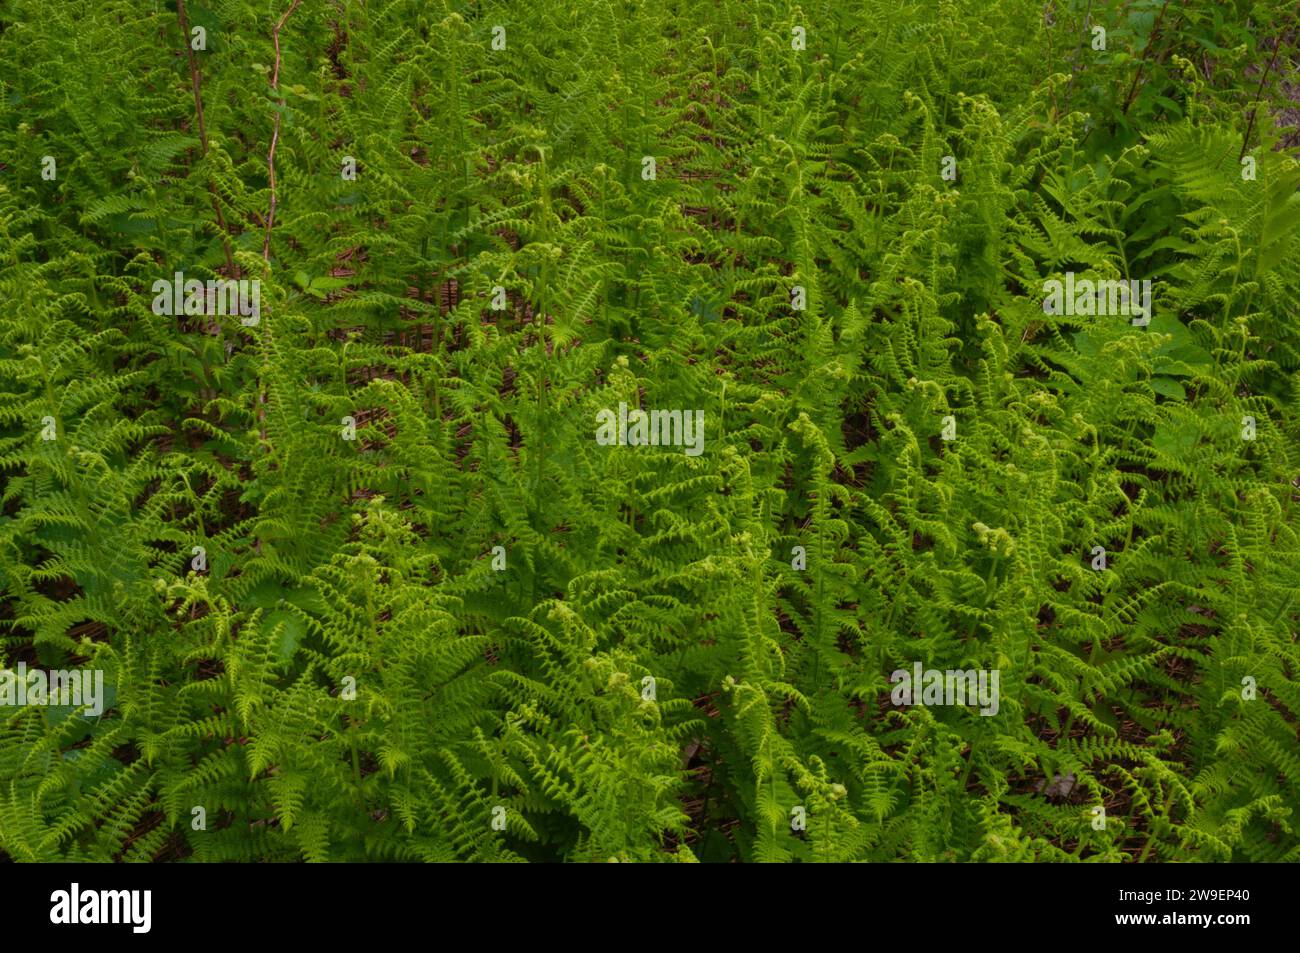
[1239,21,1290,162]
[1116,0,1173,124]
[175,0,236,276]
[262,0,302,262]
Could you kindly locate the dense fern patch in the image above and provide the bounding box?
[1,0,1298,862]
